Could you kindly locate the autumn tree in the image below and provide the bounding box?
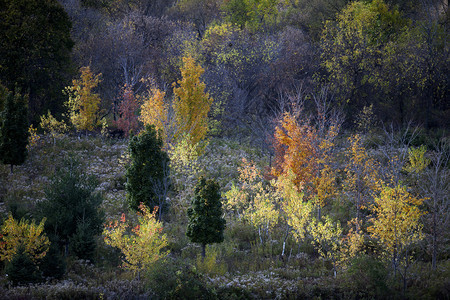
[0,215,50,263]
[103,204,169,279]
[114,85,140,138]
[139,83,168,140]
[368,184,425,292]
[271,104,339,217]
[126,125,170,214]
[0,89,29,173]
[308,216,343,277]
[187,177,226,258]
[224,158,279,244]
[39,111,68,145]
[320,0,407,120]
[65,66,102,132]
[344,134,382,233]
[173,55,213,149]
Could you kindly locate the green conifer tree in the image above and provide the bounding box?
[187,177,226,258]
[5,243,42,286]
[126,125,170,213]
[0,89,29,173]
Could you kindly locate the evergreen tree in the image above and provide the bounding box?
[0,0,73,122]
[5,243,42,286]
[0,89,29,173]
[38,156,104,260]
[126,125,170,213]
[187,177,226,258]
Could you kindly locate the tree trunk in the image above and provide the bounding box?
[201,243,206,259]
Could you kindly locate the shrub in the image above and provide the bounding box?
[5,244,42,286]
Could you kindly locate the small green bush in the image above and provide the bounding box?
[5,244,42,286]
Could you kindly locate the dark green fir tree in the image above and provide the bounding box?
[126,125,169,214]
[0,89,29,173]
[187,177,226,258]
[5,243,42,286]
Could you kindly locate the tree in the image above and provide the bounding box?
[187,177,226,258]
[114,85,140,138]
[126,125,170,213]
[0,89,29,173]
[344,134,382,233]
[0,215,50,263]
[173,55,213,148]
[39,111,68,146]
[224,158,279,244]
[103,204,169,279]
[38,156,104,259]
[368,184,425,293]
[5,244,42,286]
[0,0,73,122]
[139,84,167,137]
[319,0,407,120]
[65,66,102,132]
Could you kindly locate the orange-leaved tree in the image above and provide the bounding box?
[271,107,338,213]
[172,55,213,148]
[64,66,102,132]
[103,204,169,279]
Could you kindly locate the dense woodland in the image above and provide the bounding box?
[0,0,449,299]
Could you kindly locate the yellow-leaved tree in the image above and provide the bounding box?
[139,84,168,141]
[103,204,169,279]
[0,215,50,263]
[224,158,279,244]
[64,66,102,132]
[368,184,425,279]
[172,55,213,148]
[344,134,382,233]
[39,110,68,145]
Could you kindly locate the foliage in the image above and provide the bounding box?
[114,85,140,138]
[173,55,213,148]
[344,134,382,232]
[308,215,343,277]
[223,0,279,32]
[320,0,407,117]
[0,0,73,122]
[39,110,68,145]
[26,124,40,151]
[5,243,42,286]
[224,158,279,244]
[187,177,226,257]
[64,66,102,132]
[103,204,169,276]
[0,88,29,172]
[139,83,168,139]
[0,214,50,263]
[126,125,170,212]
[38,155,104,260]
[368,184,425,273]
[145,258,216,300]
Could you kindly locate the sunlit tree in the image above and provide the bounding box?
[103,204,169,279]
[65,66,102,132]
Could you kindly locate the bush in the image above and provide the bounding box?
[341,255,389,298]
[5,244,42,286]
[145,258,216,299]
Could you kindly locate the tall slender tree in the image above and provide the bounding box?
[0,89,29,173]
